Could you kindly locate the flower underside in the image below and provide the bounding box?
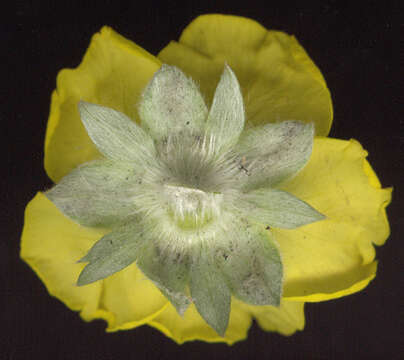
[46,64,325,336]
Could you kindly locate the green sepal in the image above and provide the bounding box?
[137,241,191,316]
[216,218,283,306]
[236,121,314,190]
[239,188,325,229]
[46,159,140,228]
[79,101,156,164]
[190,244,231,337]
[77,223,143,286]
[138,64,208,141]
[205,64,245,152]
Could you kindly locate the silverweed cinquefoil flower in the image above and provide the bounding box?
[47,64,325,336]
[21,15,391,344]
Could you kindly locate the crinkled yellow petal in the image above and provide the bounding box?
[148,299,252,344]
[158,14,332,135]
[276,138,391,301]
[241,300,305,336]
[148,298,305,344]
[20,193,168,329]
[45,27,161,183]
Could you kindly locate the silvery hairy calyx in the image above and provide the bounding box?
[46,64,324,336]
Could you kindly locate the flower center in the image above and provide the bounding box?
[155,133,237,229]
[163,184,223,229]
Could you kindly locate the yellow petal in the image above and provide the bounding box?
[148,299,252,344]
[45,27,161,183]
[275,138,391,301]
[241,300,305,336]
[21,193,108,320]
[20,193,168,329]
[102,266,169,332]
[158,14,332,135]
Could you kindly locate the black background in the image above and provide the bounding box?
[3,1,403,359]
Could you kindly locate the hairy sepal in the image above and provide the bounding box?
[137,240,191,316]
[79,101,156,164]
[205,64,245,153]
[216,218,283,306]
[138,64,208,141]
[77,223,143,286]
[190,243,231,337]
[236,121,314,190]
[46,159,140,227]
[239,188,325,229]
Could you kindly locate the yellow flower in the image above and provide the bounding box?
[20,14,391,344]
